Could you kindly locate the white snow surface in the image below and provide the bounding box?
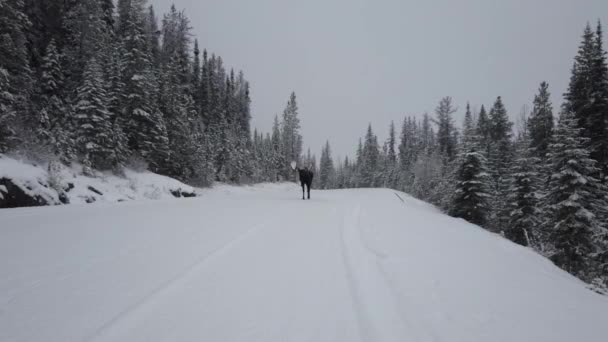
[0,155,195,205]
[1,183,607,342]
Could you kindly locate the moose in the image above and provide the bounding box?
[291,161,314,200]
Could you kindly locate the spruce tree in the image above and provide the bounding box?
[192,39,202,115]
[528,82,554,160]
[420,113,433,152]
[461,102,476,151]
[271,115,283,181]
[386,121,397,187]
[434,96,457,161]
[476,105,491,156]
[63,0,111,92]
[0,0,33,152]
[319,141,335,189]
[563,22,608,183]
[450,151,491,227]
[487,96,513,231]
[74,57,114,170]
[119,0,169,168]
[37,40,68,154]
[506,133,541,247]
[281,92,302,180]
[361,124,380,187]
[144,5,160,67]
[564,24,596,132]
[545,110,604,280]
[589,21,608,182]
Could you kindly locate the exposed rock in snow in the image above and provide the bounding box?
[0,155,196,209]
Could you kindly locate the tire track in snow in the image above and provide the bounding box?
[339,202,435,342]
[83,220,270,342]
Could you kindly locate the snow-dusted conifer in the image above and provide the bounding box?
[74,57,113,169]
[450,151,491,227]
[281,92,302,180]
[506,133,542,247]
[319,141,335,189]
[544,111,604,280]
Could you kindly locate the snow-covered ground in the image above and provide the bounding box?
[1,183,607,342]
[0,155,195,207]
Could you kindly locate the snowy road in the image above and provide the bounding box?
[1,184,607,342]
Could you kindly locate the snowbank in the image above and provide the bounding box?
[0,155,196,208]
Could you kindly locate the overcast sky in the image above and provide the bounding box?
[150,0,607,160]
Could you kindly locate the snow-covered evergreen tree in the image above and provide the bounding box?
[281,92,302,180]
[528,82,554,160]
[589,22,608,183]
[119,0,170,169]
[476,105,491,156]
[450,151,491,227]
[360,124,380,187]
[36,39,73,160]
[563,22,608,183]
[270,115,284,181]
[487,96,513,231]
[461,103,476,151]
[73,57,114,170]
[63,0,111,92]
[319,141,335,189]
[384,121,398,188]
[544,110,605,281]
[434,96,457,161]
[0,0,33,152]
[506,133,542,247]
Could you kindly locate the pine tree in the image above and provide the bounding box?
[487,96,513,231]
[281,92,302,180]
[63,0,111,92]
[434,96,457,161]
[489,96,513,146]
[73,57,114,170]
[398,117,411,172]
[159,53,198,179]
[450,151,491,227]
[506,133,541,247]
[589,21,608,182]
[37,39,74,161]
[0,0,34,152]
[420,113,433,152]
[461,102,476,151]
[271,115,283,181]
[192,39,202,114]
[361,124,380,187]
[476,105,491,155]
[385,120,397,187]
[118,0,170,169]
[319,141,335,189]
[563,22,608,183]
[235,71,252,140]
[544,110,604,280]
[564,24,596,132]
[528,82,554,160]
[144,5,160,67]
[397,117,418,191]
[353,138,364,187]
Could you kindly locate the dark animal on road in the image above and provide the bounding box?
[294,166,314,200]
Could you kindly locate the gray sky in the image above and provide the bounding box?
[151,0,607,160]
